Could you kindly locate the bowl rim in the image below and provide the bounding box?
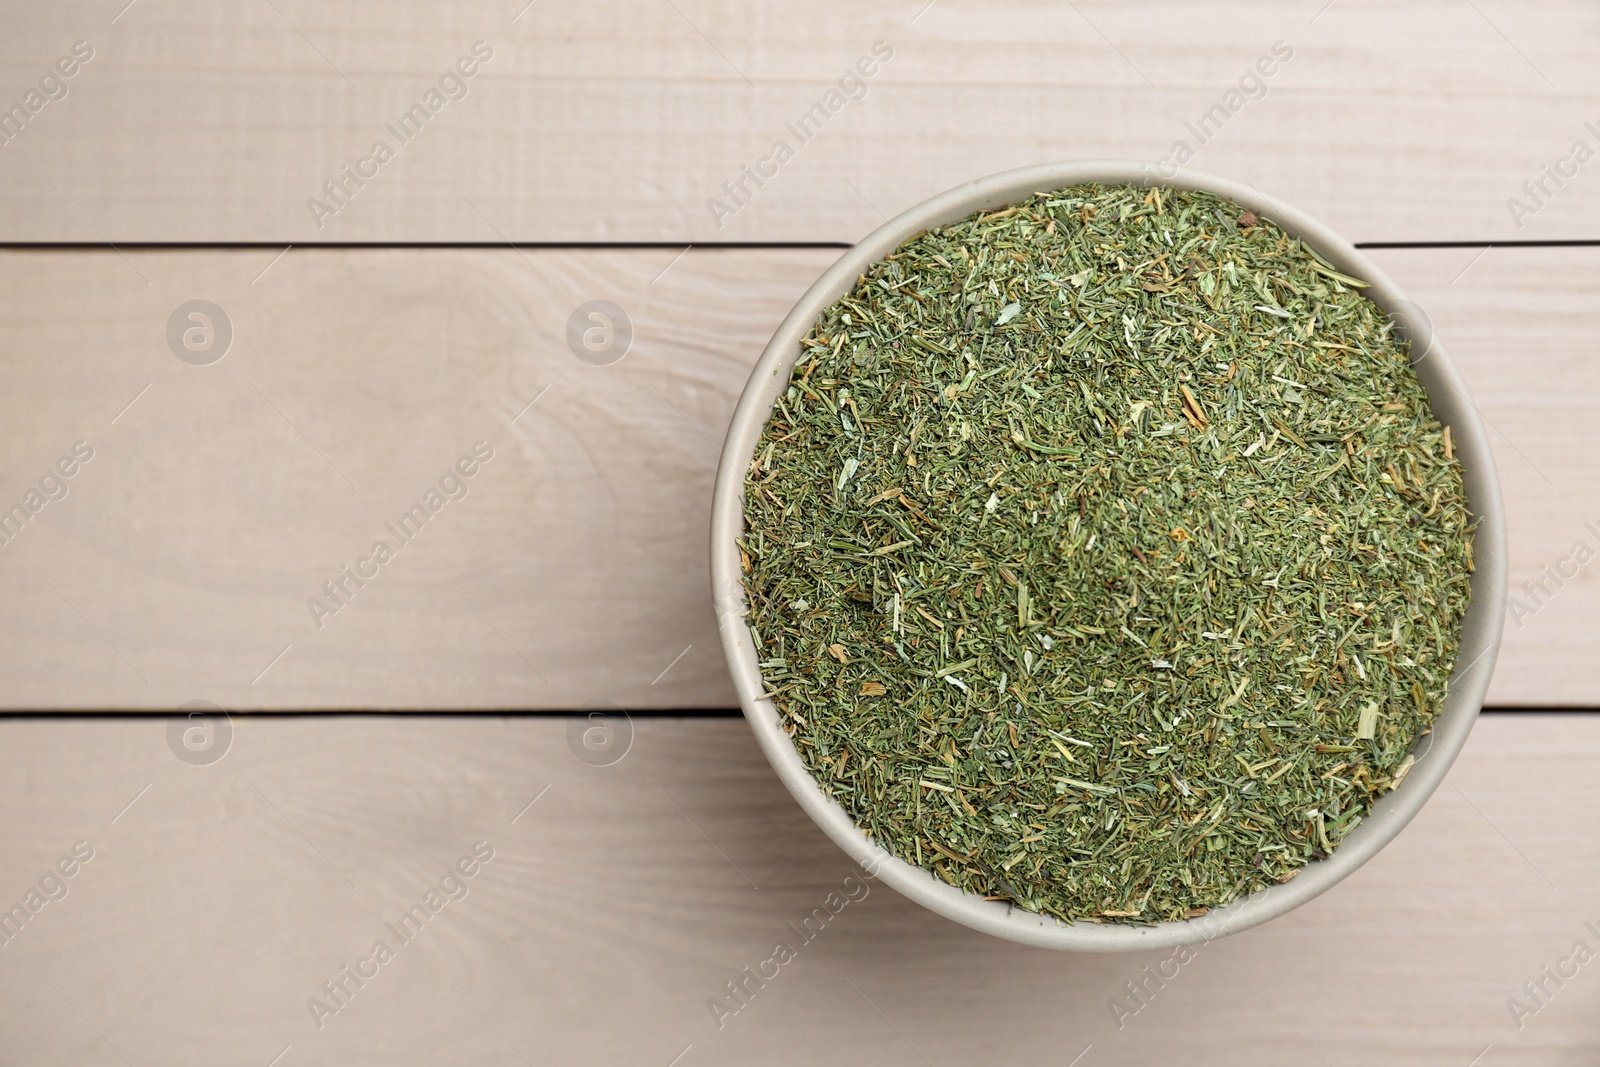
[710,160,1507,952]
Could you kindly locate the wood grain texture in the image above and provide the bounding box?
[0,1,1596,244]
[0,246,831,709]
[0,713,1594,1066]
[0,245,1595,709]
[1375,246,1600,707]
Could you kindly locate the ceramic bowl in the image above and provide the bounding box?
[710,161,1506,951]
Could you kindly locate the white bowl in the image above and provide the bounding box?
[711,161,1507,951]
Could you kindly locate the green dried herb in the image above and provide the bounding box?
[741,183,1473,925]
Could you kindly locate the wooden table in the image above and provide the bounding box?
[1,3,1596,1063]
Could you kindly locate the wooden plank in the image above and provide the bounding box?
[1373,246,1600,707]
[0,245,1595,709]
[0,246,828,710]
[0,1,1597,244]
[0,713,1593,1064]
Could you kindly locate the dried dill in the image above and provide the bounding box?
[740,183,1473,925]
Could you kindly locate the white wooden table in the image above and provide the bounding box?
[1,3,1597,1063]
